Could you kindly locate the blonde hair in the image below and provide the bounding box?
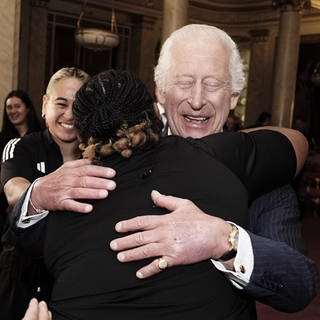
[46,67,90,95]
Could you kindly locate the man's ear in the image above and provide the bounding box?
[153,102,162,120]
[42,94,48,116]
[230,93,240,110]
[155,86,166,105]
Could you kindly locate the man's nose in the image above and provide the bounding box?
[188,83,206,110]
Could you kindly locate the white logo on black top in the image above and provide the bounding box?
[36,162,46,173]
[2,138,21,162]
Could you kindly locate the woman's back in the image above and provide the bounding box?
[45,131,295,320]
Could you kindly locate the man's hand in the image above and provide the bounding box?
[22,298,51,320]
[110,190,231,279]
[30,159,116,214]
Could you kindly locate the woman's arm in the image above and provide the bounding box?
[242,126,309,177]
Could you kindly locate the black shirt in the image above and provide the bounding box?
[1,129,63,186]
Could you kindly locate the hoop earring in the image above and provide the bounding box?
[41,113,46,119]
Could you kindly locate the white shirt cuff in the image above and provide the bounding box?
[17,179,49,228]
[211,224,254,289]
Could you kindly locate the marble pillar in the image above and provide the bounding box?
[271,0,309,127]
[161,0,188,44]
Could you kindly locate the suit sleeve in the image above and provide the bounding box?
[245,185,318,312]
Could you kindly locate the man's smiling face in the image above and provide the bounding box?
[158,38,239,138]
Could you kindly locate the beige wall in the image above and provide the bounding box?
[0,0,21,129]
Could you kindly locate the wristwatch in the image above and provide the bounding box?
[218,223,239,261]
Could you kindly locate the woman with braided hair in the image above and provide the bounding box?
[73,69,163,162]
[22,69,307,319]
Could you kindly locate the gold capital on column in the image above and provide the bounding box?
[272,0,311,11]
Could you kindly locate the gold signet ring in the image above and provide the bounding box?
[158,257,168,270]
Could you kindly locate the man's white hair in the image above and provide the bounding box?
[154,24,245,94]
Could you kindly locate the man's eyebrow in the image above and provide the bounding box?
[54,97,68,102]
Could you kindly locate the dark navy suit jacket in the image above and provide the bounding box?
[246,184,318,311]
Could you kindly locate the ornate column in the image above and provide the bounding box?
[161,0,188,44]
[271,0,309,127]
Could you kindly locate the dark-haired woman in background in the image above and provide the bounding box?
[0,90,43,320]
[0,89,43,154]
[0,90,43,230]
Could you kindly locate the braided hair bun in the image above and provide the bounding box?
[73,69,163,160]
